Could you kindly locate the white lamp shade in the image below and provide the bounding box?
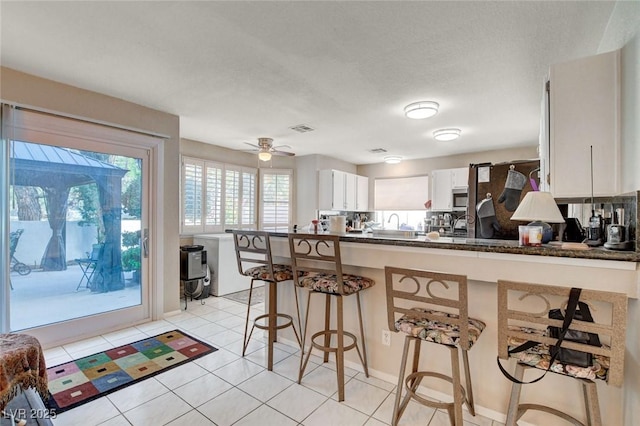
[404,101,439,119]
[258,151,272,161]
[510,191,565,223]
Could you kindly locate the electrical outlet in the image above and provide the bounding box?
[381,329,391,346]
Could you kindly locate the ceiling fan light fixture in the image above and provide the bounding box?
[433,128,461,141]
[404,101,439,119]
[384,155,402,164]
[258,151,272,161]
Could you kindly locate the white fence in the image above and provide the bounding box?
[10,220,140,267]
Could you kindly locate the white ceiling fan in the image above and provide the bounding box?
[243,137,295,161]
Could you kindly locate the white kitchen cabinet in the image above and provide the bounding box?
[431,169,452,211]
[356,175,369,211]
[544,49,620,198]
[319,169,369,211]
[451,167,469,189]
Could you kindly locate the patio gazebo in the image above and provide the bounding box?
[11,141,128,292]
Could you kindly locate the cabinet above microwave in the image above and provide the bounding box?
[431,167,469,211]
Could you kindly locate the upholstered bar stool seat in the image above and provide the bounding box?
[289,234,374,402]
[233,230,302,371]
[297,273,374,294]
[505,326,611,382]
[385,267,485,426]
[395,308,485,348]
[497,280,627,426]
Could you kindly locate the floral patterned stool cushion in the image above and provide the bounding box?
[297,272,374,295]
[243,264,293,282]
[395,308,485,348]
[507,326,610,381]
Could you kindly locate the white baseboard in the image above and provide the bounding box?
[162,309,182,318]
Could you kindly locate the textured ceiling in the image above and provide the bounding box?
[1,1,616,164]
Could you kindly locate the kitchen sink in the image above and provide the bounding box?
[371,229,419,239]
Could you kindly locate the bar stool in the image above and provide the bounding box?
[497,280,627,426]
[384,266,485,425]
[233,230,302,370]
[288,233,374,402]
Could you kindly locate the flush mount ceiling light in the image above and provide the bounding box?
[433,128,462,141]
[258,151,272,162]
[404,101,439,119]
[384,155,402,164]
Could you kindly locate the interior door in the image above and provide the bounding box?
[2,106,159,347]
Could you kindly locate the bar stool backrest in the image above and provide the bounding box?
[288,234,345,294]
[497,280,627,387]
[233,230,276,280]
[384,266,470,350]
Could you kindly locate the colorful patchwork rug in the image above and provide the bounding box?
[45,330,216,414]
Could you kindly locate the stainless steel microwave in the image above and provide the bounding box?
[452,190,468,211]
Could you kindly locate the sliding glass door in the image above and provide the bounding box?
[2,106,159,347]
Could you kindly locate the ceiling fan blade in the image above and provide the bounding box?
[244,141,260,149]
[273,144,292,150]
[272,150,295,157]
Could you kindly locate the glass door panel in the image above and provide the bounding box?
[3,107,154,347]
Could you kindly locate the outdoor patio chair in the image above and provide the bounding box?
[75,244,103,291]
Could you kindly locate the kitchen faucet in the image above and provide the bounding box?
[388,213,400,230]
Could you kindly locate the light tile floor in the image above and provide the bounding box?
[44,297,504,426]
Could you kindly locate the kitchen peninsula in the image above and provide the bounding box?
[249,230,638,425]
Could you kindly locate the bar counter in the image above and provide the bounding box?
[239,230,639,425]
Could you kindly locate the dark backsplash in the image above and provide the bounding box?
[555,191,638,252]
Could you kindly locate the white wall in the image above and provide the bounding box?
[598,3,640,423]
[357,145,538,207]
[294,154,358,225]
[1,67,181,315]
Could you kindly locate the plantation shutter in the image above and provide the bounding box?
[182,158,203,229]
[241,169,256,226]
[260,168,293,231]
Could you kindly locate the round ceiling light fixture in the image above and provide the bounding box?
[258,151,272,161]
[404,101,439,119]
[433,128,461,141]
[384,155,402,164]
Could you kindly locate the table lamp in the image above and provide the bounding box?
[510,191,565,243]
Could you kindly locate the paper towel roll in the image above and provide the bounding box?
[329,216,346,233]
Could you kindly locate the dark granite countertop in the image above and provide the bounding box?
[244,230,639,262]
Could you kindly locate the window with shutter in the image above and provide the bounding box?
[181,156,257,233]
[242,170,256,226]
[261,168,292,231]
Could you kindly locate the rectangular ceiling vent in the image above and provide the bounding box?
[369,148,388,154]
[289,124,315,133]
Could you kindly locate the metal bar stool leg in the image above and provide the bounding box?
[449,345,464,425]
[392,335,412,426]
[292,284,303,349]
[267,280,277,370]
[505,363,525,426]
[355,292,369,377]
[582,380,602,426]
[242,279,256,357]
[462,349,476,415]
[336,294,345,402]
[323,294,331,363]
[298,291,314,384]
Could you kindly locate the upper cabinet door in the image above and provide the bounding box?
[318,169,367,211]
[548,50,620,198]
[451,167,469,189]
[431,169,453,211]
[355,175,369,211]
[344,172,357,210]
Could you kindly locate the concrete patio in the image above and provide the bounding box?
[9,264,141,331]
